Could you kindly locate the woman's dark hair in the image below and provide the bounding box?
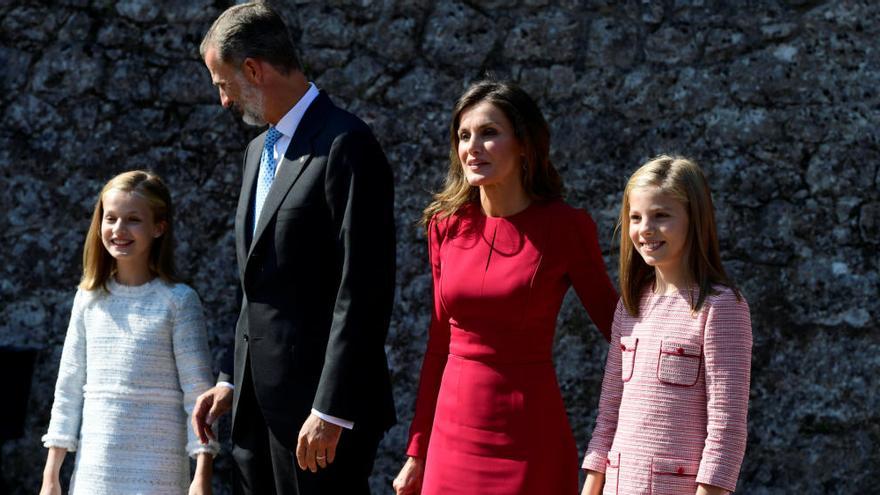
[422,79,564,226]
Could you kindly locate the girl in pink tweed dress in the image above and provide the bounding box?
[582,156,752,495]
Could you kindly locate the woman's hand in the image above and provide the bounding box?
[392,456,425,495]
[582,470,605,495]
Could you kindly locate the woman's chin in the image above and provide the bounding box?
[464,174,493,187]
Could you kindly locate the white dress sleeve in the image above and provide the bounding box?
[42,289,89,451]
[172,285,221,457]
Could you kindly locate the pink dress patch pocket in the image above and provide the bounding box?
[656,340,702,386]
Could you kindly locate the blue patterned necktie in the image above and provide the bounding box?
[253,126,283,234]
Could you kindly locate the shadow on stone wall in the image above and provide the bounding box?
[1,0,877,493]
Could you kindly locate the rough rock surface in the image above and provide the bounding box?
[1,1,877,493]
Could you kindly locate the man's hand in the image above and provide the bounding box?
[192,385,233,444]
[296,413,342,472]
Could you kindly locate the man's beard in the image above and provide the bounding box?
[233,75,267,127]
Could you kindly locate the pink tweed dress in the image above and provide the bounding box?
[583,286,752,494]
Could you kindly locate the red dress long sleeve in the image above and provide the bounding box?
[406,200,617,494]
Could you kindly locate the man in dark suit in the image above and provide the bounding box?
[191,3,396,493]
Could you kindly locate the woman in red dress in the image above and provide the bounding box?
[393,80,618,495]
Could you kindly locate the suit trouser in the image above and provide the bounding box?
[232,355,383,495]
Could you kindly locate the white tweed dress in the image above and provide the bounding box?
[43,278,219,494]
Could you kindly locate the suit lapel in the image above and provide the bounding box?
[236,136,263,278]
[247,92,333,258]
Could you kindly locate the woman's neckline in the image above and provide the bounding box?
[480,199,540,220]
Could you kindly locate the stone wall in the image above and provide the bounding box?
[1,0,877,493]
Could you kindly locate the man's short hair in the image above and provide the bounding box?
[200,2,302,74]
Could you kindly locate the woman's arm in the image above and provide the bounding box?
[568,209,618,341]
[397,219,453,494]
[405,219,453,458]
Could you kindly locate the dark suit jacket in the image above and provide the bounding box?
[220,92,397,450]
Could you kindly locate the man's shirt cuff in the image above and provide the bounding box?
[311,408,354,430]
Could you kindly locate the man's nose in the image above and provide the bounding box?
[220,89,231,108]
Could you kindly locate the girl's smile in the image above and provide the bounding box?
[639,240,666,252]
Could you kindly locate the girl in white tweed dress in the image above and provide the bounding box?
[40,171,219,495]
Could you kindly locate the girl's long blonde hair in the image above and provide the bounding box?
[421,79,564,227]
[618,155,739,316]
[80,170,178,291]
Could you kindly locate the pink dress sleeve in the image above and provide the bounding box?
[582,301,625,471]
[406,217,452,457]
[696,290,752,491]
[568,209,618,341]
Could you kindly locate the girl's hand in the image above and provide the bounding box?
[188,476,212,495]
[189,452,213,495]
[40,447,66,495]
[582,470,605,495]
[392,456,425,495]
[39,477,61,495]
[696,483,729,495]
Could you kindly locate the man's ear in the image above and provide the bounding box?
[242,57,262,84]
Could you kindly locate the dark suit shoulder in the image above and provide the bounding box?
[312,94,378,142]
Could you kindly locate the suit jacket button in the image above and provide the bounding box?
[620,344,626,351]
[677,467,684,475]
[243,334,249,342]
[677,347,684,355]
